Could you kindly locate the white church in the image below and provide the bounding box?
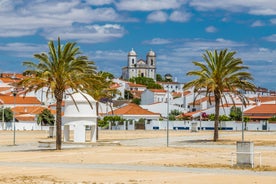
[122,48,156,81]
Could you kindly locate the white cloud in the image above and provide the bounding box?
[147,11,168,22]
[143,38,172,45]
[190,0,276,15]
[205,26,218,33]
[0,43,47,57]
[115,0,183,11]
[44,24,126,43]
[270,18,276,24]
[263,34,276,42]
[251,20,265,27]
[183,38,246,50]
[0,0,133,38]
[169,10,191,22]
[85,0,114,6]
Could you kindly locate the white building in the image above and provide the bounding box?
[141,89,173,105]
[63,92,97,143]
[122,48,156,81]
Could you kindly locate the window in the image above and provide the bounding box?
[132,59,134,64]
[151,59,153,65]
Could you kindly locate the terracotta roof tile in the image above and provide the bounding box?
[0,96,41,105]
[127,82,146,88]
[108,103,160,116]
[12,106,47,115]
[244,104,276,114]
[15,115,36,122]
[249,96,276,103]
[0,78,16,83]
[149,89,166,93]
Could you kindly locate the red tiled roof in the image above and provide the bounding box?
[12,106,47,115]
[127,82,146,88]
[244,104,276,114]
[0,78,16,83]
[150,89,166,93]
[108,103,160,116]
[249,96,276,103]
[1,73,25,79]
[110,83,121,89]
[15,115,36,122]
[182,111,200,117]
[0,96,41,105]
[172,91,191,98]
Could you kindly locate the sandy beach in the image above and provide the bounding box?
[0,130,275,183]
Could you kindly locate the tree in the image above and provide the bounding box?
[243,116,250,130]
[124,90,133,100]
[37,109,55,126]
[156,74,163,82]
[19,38,98,150]
[185,49,255,141]
[129,77,162,89]
[169,109,181,120]
[0,108,13,122]
[98,71,115,80]
[131,98,141,105]
[229,106,242,121]
[100,115,124,129]
[85,72,117,140]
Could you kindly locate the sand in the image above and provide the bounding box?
[0,130,275,183]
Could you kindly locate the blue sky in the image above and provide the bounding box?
[0,0,275,89]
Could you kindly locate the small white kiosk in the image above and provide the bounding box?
[63,92,97,143]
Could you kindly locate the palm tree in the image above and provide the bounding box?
[19,38,98,150]
[85,73,119,139]
[185,49,255,141]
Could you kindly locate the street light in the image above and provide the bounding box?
[166,89,170,147]
[1,105,4,130]
[241,100,244,142]
[11,88,18,146]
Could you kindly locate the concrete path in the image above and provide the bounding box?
[0,161,275,177]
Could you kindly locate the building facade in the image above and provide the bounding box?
[122,48,156,81]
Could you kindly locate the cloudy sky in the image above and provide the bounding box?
[0,0,275,89]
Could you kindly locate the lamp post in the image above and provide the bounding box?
[11,88,18,146]
[1,105,4,130]
[241,102,244,142]
[167,89,169,147]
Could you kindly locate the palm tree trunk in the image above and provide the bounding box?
[96,101,99,140]
[214,92,221,141]
[55,90,63,150]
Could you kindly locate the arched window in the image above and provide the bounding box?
[151,59,153,65]
[132,58,134,64]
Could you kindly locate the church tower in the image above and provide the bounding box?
[146,49,156,80]
[122,48,156,81]
[128,48,137,67]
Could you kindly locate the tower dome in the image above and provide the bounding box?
[147,49,155,56]
[128,48,137,56]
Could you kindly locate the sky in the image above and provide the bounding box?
[0,0,275,89]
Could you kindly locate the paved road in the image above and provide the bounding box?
[0,161,275,177]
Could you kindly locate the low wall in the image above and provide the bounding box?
[146,120,276,131]
[0,122,50,131]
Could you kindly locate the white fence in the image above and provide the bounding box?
[145,120,276,131]
[0,122,50,131]
[1,120,275,131]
